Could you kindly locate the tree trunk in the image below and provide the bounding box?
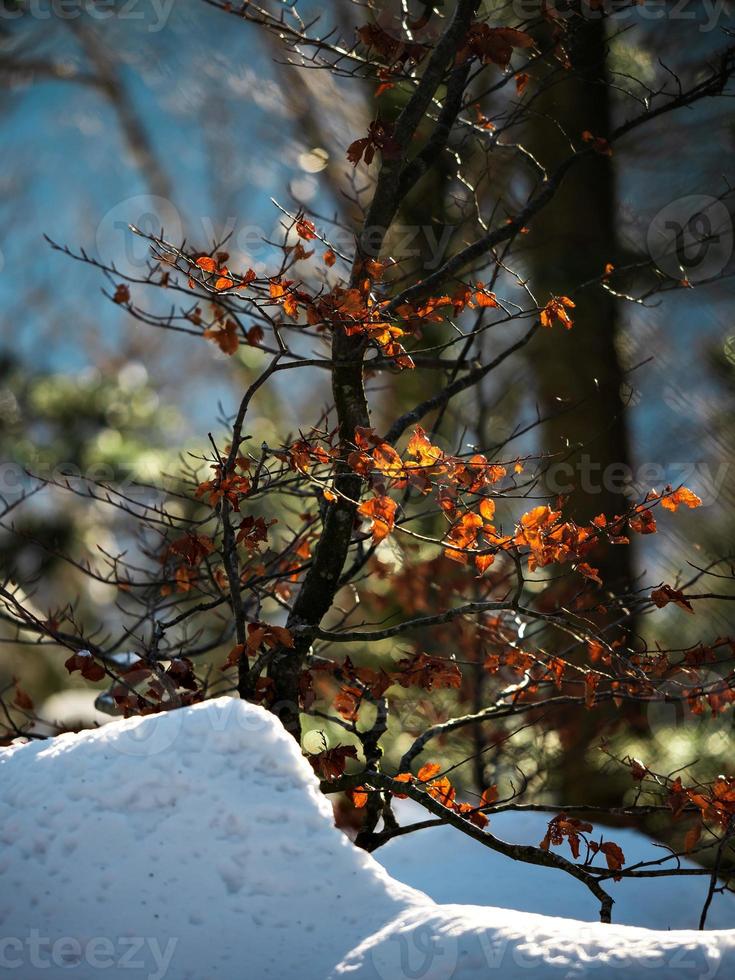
[525,15,635,805]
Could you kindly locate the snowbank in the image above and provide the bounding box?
[1,697,733,979]
[375,799,735,930]
[0,698,421,980]
[334,905,733,979]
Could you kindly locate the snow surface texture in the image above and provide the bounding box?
[335,905,734,980]
[1,697,734,980]
[0,698,420,980]
[376,800,735,930]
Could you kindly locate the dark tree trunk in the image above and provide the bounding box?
[525,15,635,804]
[527,17,632,584]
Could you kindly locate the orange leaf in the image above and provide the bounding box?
[475,553,495,575]
[358,494,397,542]
[417,763,442,782]
[395,652,462,692]
[308,745,358,781]
[221,644,245,671]
[296,219,317,240]
[540,296,575,330]
[466,806,489,829]
[269,626,295,648]
[577,562,602,586]
[427,776,455,807]
[204,321,240,355]
[629,506,657,535]
[283,294,299,319]
[351,786,369,809]
[444,511,483,562]
[684,822,702,854]
[661,487,702,512]
[335,686,362,722]
[585,671,600,709]
[480,785,499,808]
[475,285,498,308]
[651,584,694,614]
[600,840,625,878]
[64,651,105,683]
[196,256,217,273]
[479,498,496,522]
[375,81,395,98]
[461,24,534,68]
[270,280,299,319]
[168,533,215,566]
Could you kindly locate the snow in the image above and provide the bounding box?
[375,799,735,930]
[1,696,734,979]
[0,698,420,980]
[334,905,733,979]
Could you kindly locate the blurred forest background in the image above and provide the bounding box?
[0,0,733,814]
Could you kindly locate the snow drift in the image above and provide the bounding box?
[0,698,420,979]
[335,904,731,980]
[1,697,733,979]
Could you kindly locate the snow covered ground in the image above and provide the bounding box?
[336,904,733,979]
[1,697,733,979]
